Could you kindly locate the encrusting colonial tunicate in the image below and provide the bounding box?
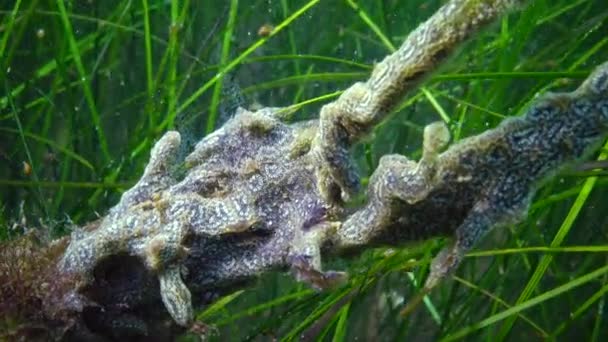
[56,0,608,338]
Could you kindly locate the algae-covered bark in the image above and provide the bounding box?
[2,0,608,340]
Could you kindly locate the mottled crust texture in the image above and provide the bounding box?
[9,0,608,340]
[311,0,524,203]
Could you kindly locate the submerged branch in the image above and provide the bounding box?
[3,1,608,341]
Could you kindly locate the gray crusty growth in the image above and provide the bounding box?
[311,0,526,203]
[58,0,608,338]
[340,63,608,293]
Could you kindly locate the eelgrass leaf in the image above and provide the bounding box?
[497,139,608,339]
[55,0,111,163]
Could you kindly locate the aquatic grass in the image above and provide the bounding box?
[452,275,548,336]
[55,0,110,163]
[443,264,608,341]
[0,27,96,111]
[345,0,396,52]
[0,0,22,62]
[239,70,591,99]
[196,290,245,322]
[0,127,94,171]
[164,0,181,129]
[421,87,451,124]
[0,179,132,189]
[280,0,304,103]
[213,289,315,326]
[4,79,46,218]
[141,0,154,128]
[550,269,608,338]
[2,0,608,340]
[468,245,608,257]
[331,301,351,342]
[173,0,321,119]
[536,0,590,25]
[124,0,323,159]
[497,139,608,339]
[282,286,357,341]
[206,0,239,134]
[244,54,372,70]
[434,90,507,119]
[242,72,367,94]
[52,1,133,215]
